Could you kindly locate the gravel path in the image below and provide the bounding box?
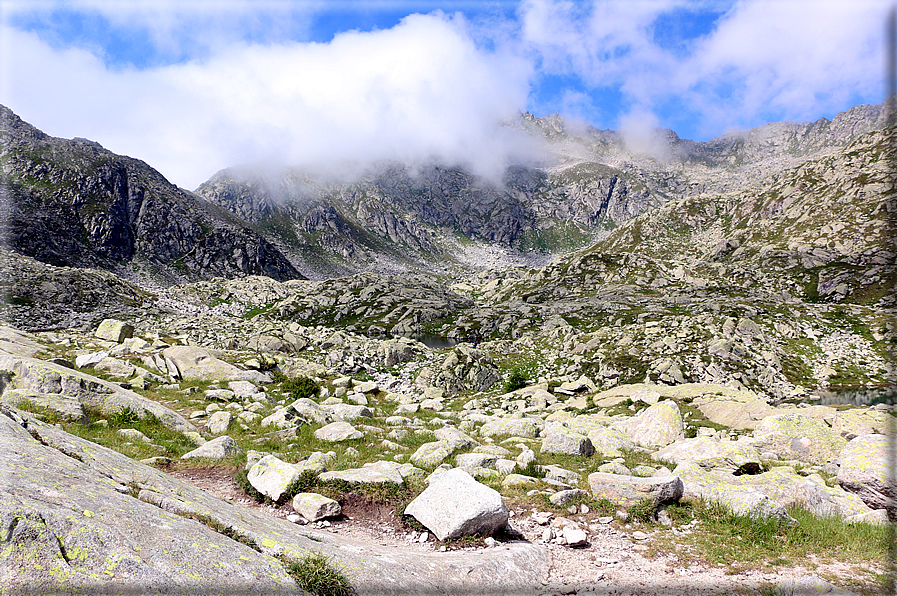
[169,467,875,595]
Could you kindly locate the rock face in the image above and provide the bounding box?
[837,434,893,510]
[1,105,301,284]
[404,468,509,540]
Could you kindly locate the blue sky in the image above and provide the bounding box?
[1,0,890,188]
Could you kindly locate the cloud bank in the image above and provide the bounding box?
[2,11,536,188]
[1,0,890,189]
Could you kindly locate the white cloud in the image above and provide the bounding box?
[1,12,539,189]
[518,0,889,138]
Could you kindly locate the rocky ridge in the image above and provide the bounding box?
[0,105,301,284]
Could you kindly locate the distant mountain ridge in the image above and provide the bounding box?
[195,101,887,279]
[0,100,888,284]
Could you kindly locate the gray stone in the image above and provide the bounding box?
[291,493,342,522]
[75,351,109,368]
[588,472,684,508]
[162,345,245,381]
[480,417,543,439]
[540,426,595,457]
[182,436,241,460]
[206,410,232,435]
[404,468,509,540]
[410,441,453,467]
[434,425,479,450]
[95,319,134,343]
[752,412,847,464]
[315,421,363,442]
[549,489,588,506]
[318,460,406,485]
[248,455,302,501]
[837,434,893,510]
[653,436,763,474]
[614,400,684,448]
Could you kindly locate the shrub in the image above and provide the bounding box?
[503,367,528,393]
[282,376,320,401]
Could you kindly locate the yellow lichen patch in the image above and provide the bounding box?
[261,538,278,548]
[82,510,94,517]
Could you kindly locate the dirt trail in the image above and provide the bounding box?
[169,467,875,595]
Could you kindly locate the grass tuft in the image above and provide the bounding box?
[285,552,353,596]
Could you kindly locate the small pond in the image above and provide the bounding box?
[807,386,897,407]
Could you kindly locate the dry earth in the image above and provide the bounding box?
[169,468,878,595]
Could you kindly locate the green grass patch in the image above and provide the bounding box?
[284,552,353,596]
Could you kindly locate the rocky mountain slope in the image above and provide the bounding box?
[195,102,887,278]
[0,105,301,284]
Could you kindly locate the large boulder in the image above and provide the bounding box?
[587,472,683,508]
[95,318,134,343]
[837,434,893,510]
[653,436,763,474]
[587,427,634,457]
[247,455,302,502]
[404,468,509,540]
[540,426,595,457]
[480,417,543,439]
[162,346,246,381]
[751,413,847,464]
[613,400,684,448]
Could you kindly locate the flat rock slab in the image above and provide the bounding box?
[404,468,509,540]
[319,461,405,485]
[588,472,684,507]
[653,436,762,474]
[751,412,847,464]
[1,405,551,595]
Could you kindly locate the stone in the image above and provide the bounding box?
[325,403,373,422]
[455,452,498,471]
[162,346,245,381]
[502,474,539,488]
[480,417,542,439]
[410,441,453,467]
[291,493,342,522]
[752,412,847,464]
[181,436,241,460]
[75,351,109,368]
[206,410,232,435]
[434,426,479,450]
[227,380,259,398]
[837,434,893,510]
[404,468,509,540]
[549,489,588,506]
[613,400,684,448]
[540,426,595,457]
[118,428,152,443]
[653,436,763,474]
[314,421,363,442]
[248,455,303,501]
[95,319,134,343]
[318,461,405,485]
[587,427,634,458]
[588,472,684,508]
[562,526,588,547]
